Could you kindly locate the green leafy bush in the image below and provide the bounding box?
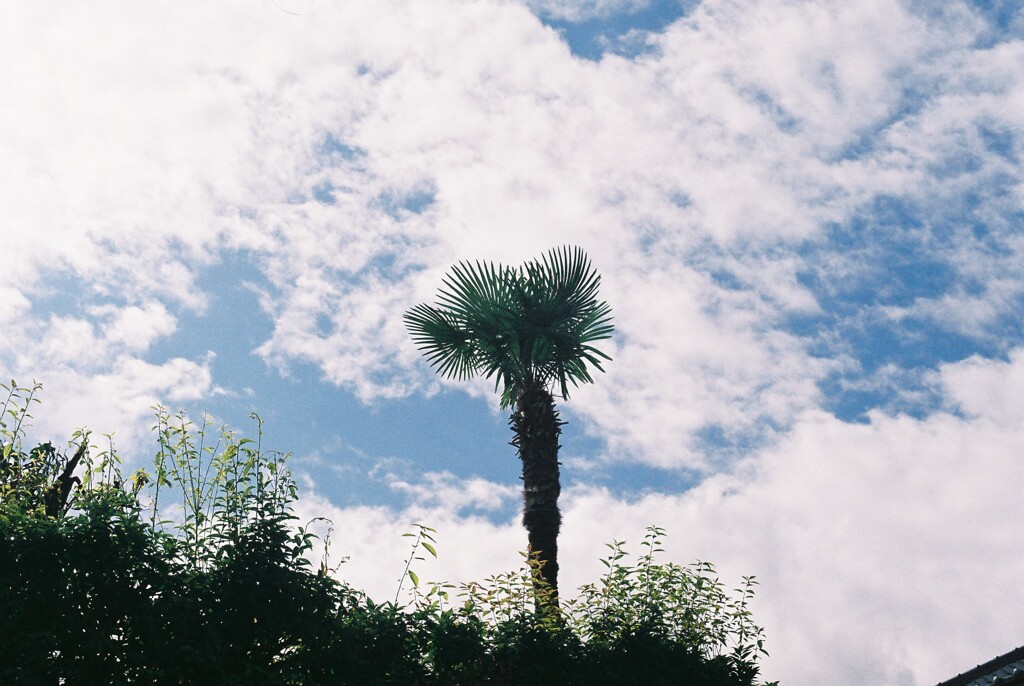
[0,381,776,685]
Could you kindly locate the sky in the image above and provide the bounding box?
[2,0,1023,683]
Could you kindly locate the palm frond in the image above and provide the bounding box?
[402,304,479,381]
[518,246,614,396]
[405,245,615,406]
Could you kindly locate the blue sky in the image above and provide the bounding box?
[2,1,1023,684]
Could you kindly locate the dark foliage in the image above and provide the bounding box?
[0,382,774,685]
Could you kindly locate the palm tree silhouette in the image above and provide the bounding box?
[404,246,614,606]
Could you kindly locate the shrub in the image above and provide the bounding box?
[0,381,775,685]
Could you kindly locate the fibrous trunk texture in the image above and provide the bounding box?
[510,384,563,609]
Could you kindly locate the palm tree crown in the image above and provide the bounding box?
[405,246,613,607]
[404,245,614,407]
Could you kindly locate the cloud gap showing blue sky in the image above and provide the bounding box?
[533,0,699,60]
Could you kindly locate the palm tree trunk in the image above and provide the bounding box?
[510,383,564,610]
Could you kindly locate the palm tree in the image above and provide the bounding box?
[404,245,614,606]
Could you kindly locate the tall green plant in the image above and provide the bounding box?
[404,246,614,605]
[0,381,96,517]
[148,407,299,569]
[564,526,770,669]
[395,524,774,685]
[0,380,43,507]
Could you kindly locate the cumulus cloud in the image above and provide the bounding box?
[261,0,1021,462]
[293,487,526,602]
[313,349,1024,686]
[940,349,1024,425]
[14,356,216,453]
[390,470,520,513]
[1,294,212,451]
[564,350,1024,686]
[7,0,1020,459]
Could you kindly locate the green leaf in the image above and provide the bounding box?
[404,245,614,405]
[408,569,419,587]
[421,541,437,558]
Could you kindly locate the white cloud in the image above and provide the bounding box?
[87,302,178,353]
[940,348,1024,425]
[8,0,1019,452]
[17,356,216,454]
[1,297,211,452]
[882,277,1024,340]
[568,261,827,468]
[662,0,976,153]
[390,470,520,512]
[311,349,1024,686]
[293,488,525,603]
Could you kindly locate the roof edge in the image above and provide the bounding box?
[936,645,1024,686]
